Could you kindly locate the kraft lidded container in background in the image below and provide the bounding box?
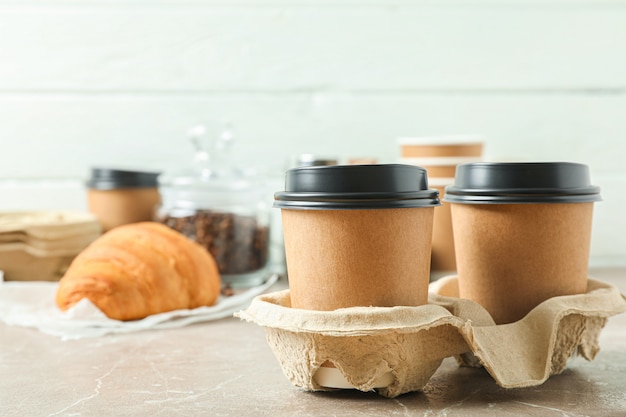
[157,124,271,288]
[398,135,484,274]
[398,134,484,174]
[0,211,101,281]
[444,162,602,324]
[274,164,440,311]
[87,168,161,232]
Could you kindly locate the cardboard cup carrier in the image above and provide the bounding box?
[238,163,626,397]
[445,162,602,324]
[238,162,625,397]
[274,164,440,310]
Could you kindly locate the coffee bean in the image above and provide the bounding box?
[158,210,269,275]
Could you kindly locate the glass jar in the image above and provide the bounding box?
[157,124,271,287]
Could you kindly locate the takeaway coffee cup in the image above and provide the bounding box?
[398,136,484,273]
[444,162,602,324]
[398,135,484,159]
[274,164,440,310]
[398,136,484,180]
[429,179,457,273]
[87,168,161,232]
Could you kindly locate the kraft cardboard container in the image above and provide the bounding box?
[236,276,626,397]
[0,248,77,282]
[429,179,456,272]
[274,164,440,310]
[87,168,161,232]
[445,162,602,324]
[398,136,484,274]
[399,156,477,179]
[397,136,484,158]
[0,211,101,281]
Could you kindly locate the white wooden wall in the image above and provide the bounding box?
[0,1,625,265]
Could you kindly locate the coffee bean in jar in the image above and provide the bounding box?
[158,123,272,287]
[159,209,269,276]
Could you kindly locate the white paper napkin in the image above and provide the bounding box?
[0,274,279,340]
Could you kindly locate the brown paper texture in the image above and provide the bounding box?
[422,165,457,178]
[451,203,594,324]
[400,143,484,158]
[431,185,456,272]
[398,157,482,178]
[0,211,101,240]
[236,277,626,398]
[88,188,160,232]
[281,208,434,310]
[0,250,77,281]
[0,211,101,281]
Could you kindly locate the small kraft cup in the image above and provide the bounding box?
[274,164,440,311]
[444,162,602,324]
[398,135,484,177]
[398,136,484,273]
[87,168,161,232]
[397,135,484,158]
[429,178,457,274]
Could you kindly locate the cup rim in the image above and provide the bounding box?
[274,190,440,210]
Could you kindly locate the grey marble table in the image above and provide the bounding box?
[1,268,624,417]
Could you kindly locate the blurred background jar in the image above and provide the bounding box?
[157,124,271,288]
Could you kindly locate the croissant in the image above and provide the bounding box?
[56,222,221,321]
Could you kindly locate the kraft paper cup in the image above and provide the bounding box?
[444,162,602,324]
[86,167,161,232]
[429,179,456,273]
[274,164,440,310]
[398,136,484,274]
[399,156,478,179]
[397,136,484,158]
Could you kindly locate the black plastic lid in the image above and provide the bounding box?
[274,164,440,210]
[444,162,602,204]
[86,168,160,190]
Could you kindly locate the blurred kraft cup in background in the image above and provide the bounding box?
[87,168,161,232]
[398,135,483,158]
[428,178,457,275]
[274,164,440,311]
[444,162,602,324]
[397,135,484,273]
